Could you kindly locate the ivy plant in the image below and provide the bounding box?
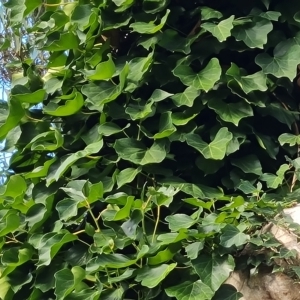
[1,0,300,299]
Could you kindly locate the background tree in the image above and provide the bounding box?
[1,0,300,299]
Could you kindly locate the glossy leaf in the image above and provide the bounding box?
[165,280,214,300]
[186,128,233,160]
[173,58,222,92]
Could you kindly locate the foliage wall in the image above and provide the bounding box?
[1,0,300,299]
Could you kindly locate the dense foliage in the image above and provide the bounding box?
[2,0,300,299]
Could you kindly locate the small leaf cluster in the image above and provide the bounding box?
[1,0,300,299]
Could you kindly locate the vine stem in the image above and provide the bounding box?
[85,200,101,232]
[152,205,160,243]
[273,92,300,192]
[141,196,152,244]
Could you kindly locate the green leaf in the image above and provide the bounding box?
[149,89,173,102]
[0,98,24,140]
[260,164,289,189]
[29,130,63,151]
[115,138,166,165]
[116,167,141,188]
[54,267,86,300]
[71,4,94,31]
[171,86,201,107]
[33,233,77,267]
[201,7,223,20]
[202,16,235,42]
[231,154,263,175]
[255,45,300,80]
[153,112,177,139]
[0,210,20,237]
[213,284,243,300]
[86,245,149,272]
[148,244,180,265]
[135,263,176,288]
[165,280,214,300]
[220,224,249,247]
[278,133,300,146]
[82,54,116,81]
[130,10,170,34]
[166,214,196,231]
[158,29,198,54]
[126,53,153,92]
[121,210,143,239]
[192,254,235,292]
[82,64,128,108]
[44,32,79,51]
[226,64,268,94]
[98,122,125,136]
[208,98,253,126]
[232,17,272,48]
[125,101,154,120]
[5,0,40,23]
[56,199,79,221]
[173,58,222,92]
[11,87,46,104]
[185,241,204,260]
[1,247,33,277]
[44,90,84,116]
[186,127,233,160]
[102,196,134,221]
[46,141,103,185]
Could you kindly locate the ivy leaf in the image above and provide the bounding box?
[1,247,33,277]
[278,133,300,146]
[232,17,272,48]
[201,7,223,20]
[260,164,289,189]
[5,0,40,23]
[153,112,177,139]
[54,267,86,300]
[165,280,214,300]
[116,167,141,188]
[171,86,200,107]
[44,90,84,117]
[0,98,24,140]
[130,10,170,34]
[135,263,176,288]
[125,101,154,120]
[255,45,300,80]
[185,242,204,260]
[56,199,79,221]
[82,54,116,81]
[208,98,253,126]
[220,224,250,247]
[44,32,79,51]
[11,87,46,104]
[231,154,263,175]
[0,210,20,237]
[173,58,222,92]
[202,16,235,42]
[158,29,197,54]
[46,141,103,185]
[82,64,128,108]
[35,232,78,266]
[166,214,196,231]
[213,284,243,300]
[186,127,233,160]
[86,245,149,272]
[102,196,134,221]
[192,254,235,292]
[114,138,166,165]
[71,4,94,31]
[226,64,268,94]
